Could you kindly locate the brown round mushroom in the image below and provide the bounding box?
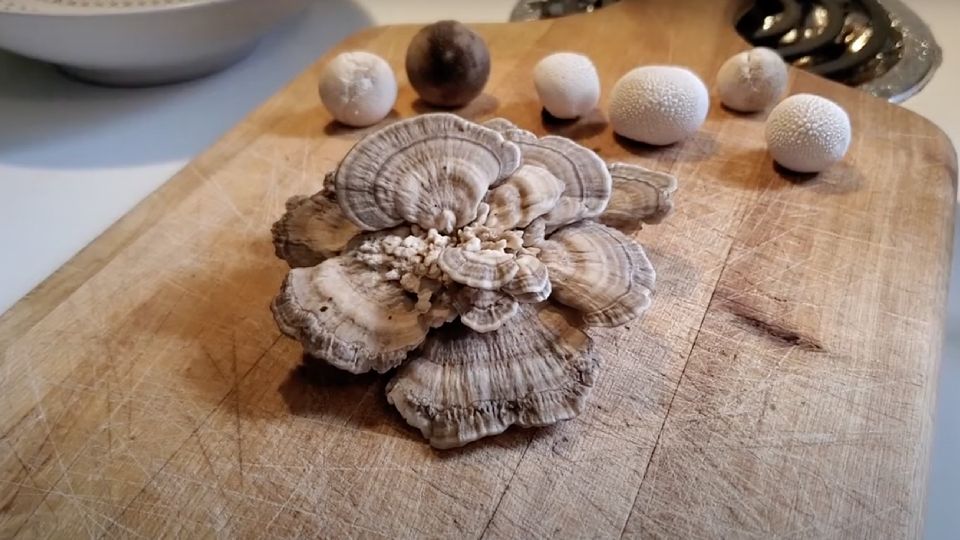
[405,20,491,108]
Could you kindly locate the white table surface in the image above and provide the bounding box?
[0,0,956,537]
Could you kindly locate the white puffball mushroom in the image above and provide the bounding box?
[533,52,600,119]
[716,47,788,112]
[765,93,851,173]
[609,65,709,145]
[318,51,397,127]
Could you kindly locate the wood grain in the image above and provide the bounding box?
[0,1,955,537]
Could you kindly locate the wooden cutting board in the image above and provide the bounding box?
[1,1,955,537]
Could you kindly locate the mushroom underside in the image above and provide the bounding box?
[386,302,598,449]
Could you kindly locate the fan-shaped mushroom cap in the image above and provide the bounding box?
[600,162,678,233]
[271,255,430,374]
[481,117,517,133]
[271,191,362,268]
[438,246,519,290]
[522,216,547,247]
[502,254,551,303]
[538,221,655,327]
[334,113,522,233]
[478,119,611,230]
[386,302,598,449]
[484,164,565,232]
[503,129,611,232]
[455,288,519,333]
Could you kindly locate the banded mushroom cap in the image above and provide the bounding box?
[522,216,548,247]
[483,164,565,232]
[271,190,362,268]
[503,128,612,233]
[537,220,656,327]
[502,254,551,303]
[454,288,519,333]
[481,117,518,133]
[334,113,521,233]
[600,162,678,233]
[386,302,598,449]
[271,255,430,374]
[438,246,520,290]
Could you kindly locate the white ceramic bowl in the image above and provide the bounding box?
[0,0,308,86]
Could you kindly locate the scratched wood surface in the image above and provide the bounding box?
[0,1,956,538]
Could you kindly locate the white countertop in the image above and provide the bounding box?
[0,0,956,537]
[0,0,517,314]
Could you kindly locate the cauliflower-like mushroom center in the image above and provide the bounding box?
[353,205,537,331]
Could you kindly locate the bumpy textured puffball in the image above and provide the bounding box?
[765,94,851,173]
[716,47,788,112]
[609,66,709,145]
[319,51,397,127]
[533,52,600,119]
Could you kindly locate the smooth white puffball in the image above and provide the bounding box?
[609,66,709,145]
[716,47,788,112]
[765,94,851,173]
[319,51,397,127]
[533,52,600,119]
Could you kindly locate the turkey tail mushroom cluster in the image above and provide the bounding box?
[270,113,678,448]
